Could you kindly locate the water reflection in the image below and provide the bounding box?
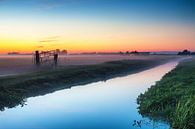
[132,119,169,129]
[0,61,178,129]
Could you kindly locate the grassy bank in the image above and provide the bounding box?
[0,59,171,111]
[137,58,195,129]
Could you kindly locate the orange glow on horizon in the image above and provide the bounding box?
[0,41,194,54]
[0,19,195,54]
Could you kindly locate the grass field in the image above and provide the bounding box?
[137,57,195,129]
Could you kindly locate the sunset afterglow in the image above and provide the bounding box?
[0,0,195,53]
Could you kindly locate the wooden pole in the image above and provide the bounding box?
[35,51,40,65]
[54,53,58,66]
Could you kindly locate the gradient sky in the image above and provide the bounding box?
[0,0,195,53]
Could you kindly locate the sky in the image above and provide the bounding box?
[0,0,195,53]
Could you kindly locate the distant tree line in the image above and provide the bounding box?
[54,49,68,55]
[178,50,195,55]
[119,51,150,55]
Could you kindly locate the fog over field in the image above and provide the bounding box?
[0,55,177,76]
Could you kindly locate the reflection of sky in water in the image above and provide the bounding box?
[0,61,178,129]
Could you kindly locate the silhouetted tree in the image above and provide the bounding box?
[178,49,191,55]
[131,51,139,54]
[119,51,124,55]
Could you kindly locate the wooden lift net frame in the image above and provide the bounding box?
[33,50,59,66]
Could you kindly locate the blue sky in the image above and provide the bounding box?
[0,0,194,23]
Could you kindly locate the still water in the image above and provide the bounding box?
[0,61,178,129]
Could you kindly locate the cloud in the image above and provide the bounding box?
[46,36,60,39]
[39,35,60,43]
[37,46,44,48]
[39,39,58,43]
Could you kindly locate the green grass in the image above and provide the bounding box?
[172,96,195,129]
[0,59,167,111]
[137,58,195,129]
